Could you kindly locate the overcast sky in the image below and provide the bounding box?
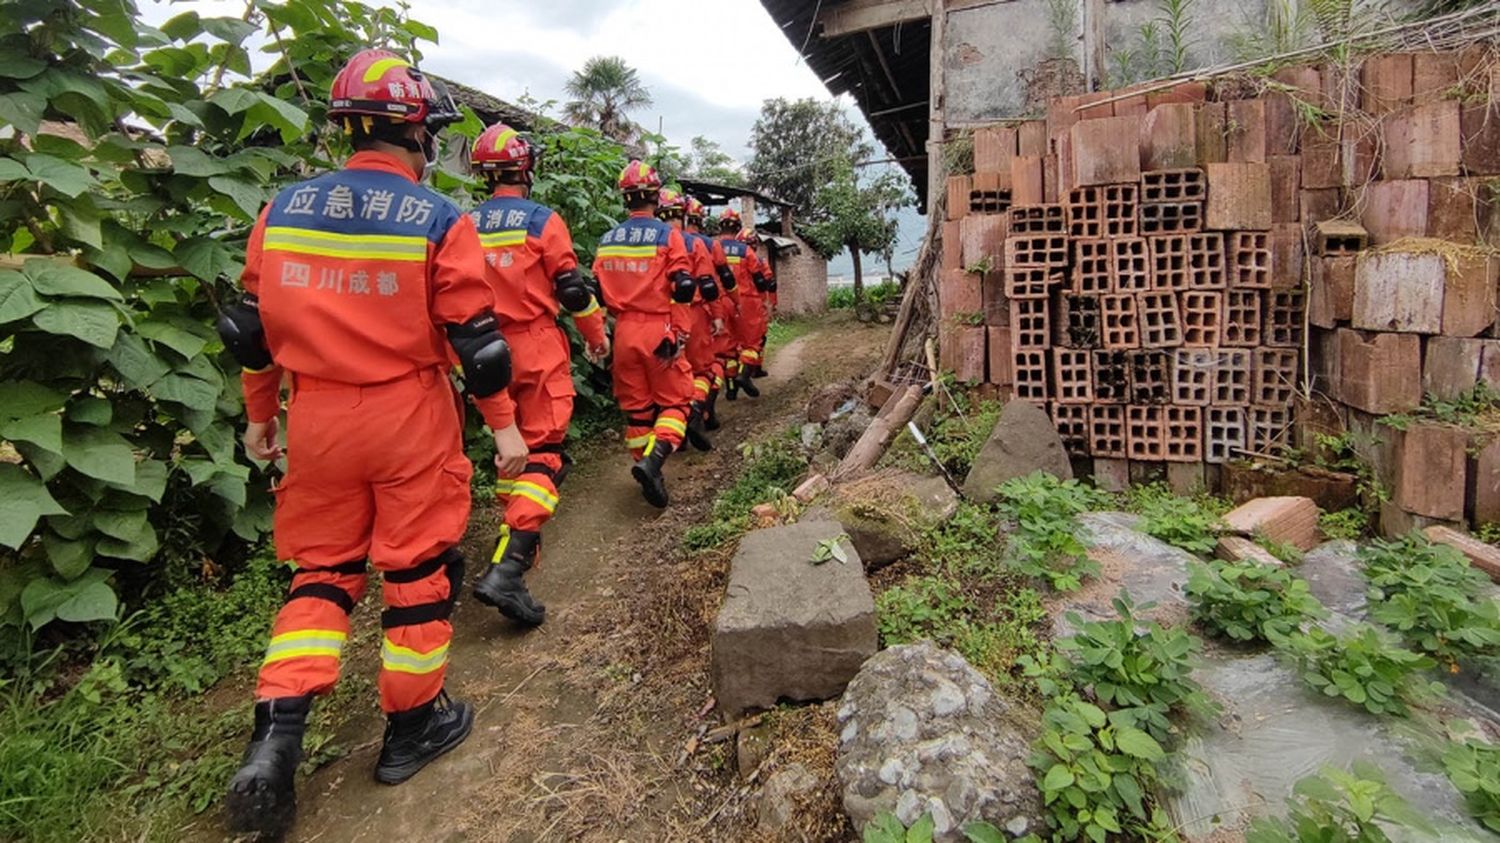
[141,0,923,275]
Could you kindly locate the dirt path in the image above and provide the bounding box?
[218,317,884,842]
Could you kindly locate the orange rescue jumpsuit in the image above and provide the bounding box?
[470,186,606,543]
[592,211,695,461]
[718,235,770,376]
[242,151,516,714]
[682,230,723,407]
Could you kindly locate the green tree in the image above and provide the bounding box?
[684,135,745,186]
[746,97,869,211]
[563,55,653,143]
[803,160,910,302]
[747,98,910,301]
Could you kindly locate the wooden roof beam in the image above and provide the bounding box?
[816,0,930,39]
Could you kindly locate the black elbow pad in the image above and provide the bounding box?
[716,265,737,292]
[752,272,771,293]
[553,267,591,313]
[217,294,273,370]
[697,275,720,302]
[446,313,511,398]
[670,270,696,304]
[767,278,778,293]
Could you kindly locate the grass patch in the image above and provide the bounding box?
[763,318,817,357]
[681,432,809,552]
[826,280,900,310]
[882,381,1001,478]
[0,553,294,842]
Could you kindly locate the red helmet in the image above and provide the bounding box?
[618,159,662,194]
[328,49,461,128]
[685,197,706,222]
[737,228,761,244]
[656,188,685,217]
[718,208,741,232]
[471,123,535,175]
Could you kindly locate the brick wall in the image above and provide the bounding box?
[767,235,828,316]
[932,44,1500,531]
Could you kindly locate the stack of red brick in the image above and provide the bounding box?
[937,45,1500,508]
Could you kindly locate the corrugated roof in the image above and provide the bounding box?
[758,1,932,208]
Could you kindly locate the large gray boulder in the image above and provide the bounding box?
[712,520,878,717]
[836,643,1043,841]
[963,400,1072,503]
[806,471,962,571]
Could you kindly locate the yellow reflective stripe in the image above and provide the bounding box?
[495,478,516,493]
[263,629,347,664]
[493,128,519,151]
[642,434,658,457]
[479,230,527,248]
[693,379,711,392]
[625,433,653,449]
[725,256,742,264]
[597,245,658,258]
[491,525,511,563]
[509,480,558,513]
[263,227,428,262]
[571,298,601,317]
[380,638,450,674]
[363,57,412,83]
[656,417,687,436]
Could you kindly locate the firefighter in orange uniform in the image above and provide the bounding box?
[742,228,777,378]
[218,50,528,837]
[592,161,700,507]
[684,197,738,430]
[657,188,718,448]
[716,211,771,399]
[465,123,609,627]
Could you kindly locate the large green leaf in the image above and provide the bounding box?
[137,319,208,359]
[207,175,267,221]
[17,441,67,481]
[208,87,258,115]
[58,197,104,250]
[21,569,117,628]
[62,426,136,486]
[31,297,122,348]
[0,91,46,135]
[1,413,63,455]
[93,508,148,542]
[97,521,158,562]
[0,381,67,420]
[201,16,257,45]
[117,458,167,503]
[150,371,220,410]
[176,235,241,282]
[24,260,122,301]
[0,157,28,180]
[167,144,227,178]
[21,153,97,198]
[66,396,112,426]
[55,580,118,623]
[43,532,96,579]
[0,269,44,323]
[0,464,68,549]
[105,331,171,389]
[243,93,310,144]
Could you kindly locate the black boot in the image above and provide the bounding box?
[737,370,761,398]
[704,389,722,431]
[752,364,768,379]
[686,403,714,452]
[553,452,574,488]
[473,527,546,626]
[226,694,312,839]
[631,439,674,508]
[375,690,474,785]
[725,374,739,401]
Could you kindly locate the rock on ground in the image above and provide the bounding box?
[836,643,1043,841]
[805,470,961,571]
[757,762,819,833]
[824,404,875,460]
[712,520,878,717]
[962,400,1072,503]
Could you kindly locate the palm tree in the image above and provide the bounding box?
[563,56,653,143]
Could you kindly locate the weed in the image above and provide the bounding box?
[920,501,1007,573]
[1320,508,1370,541]
[863,811,935,843]
[883,385,1001,479]
[964,255,996,275]
[1254,532,1305,565]
[1121,482,1227,556]
[996,472,1110,592]
[681,432,808,552]
[1478,522,1500,545]
[875,573,1046,683]
[1360,534,1500,670]
[1187,558,1325,643]
[827,282,901,311]
[1246,761,1435,842]
[1380,384,1500,432]
[1050,592,1218,743]
[1275,624,1442,717]
[1442,739,1500,834]
[764,318,819,355]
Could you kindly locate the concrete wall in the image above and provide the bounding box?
[769,236,829,316]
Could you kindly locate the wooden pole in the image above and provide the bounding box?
[833,384,924,480]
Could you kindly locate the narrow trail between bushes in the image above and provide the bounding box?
[190,315,888,843]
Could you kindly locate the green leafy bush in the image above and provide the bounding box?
[1359,534,1500,669]
[919,501,1005,572]
[1319,508,1370,541]
[1186,558,1325,643]
[1275,625,1442,717]
[863,811,934,843]
[1121,482,1226,556]
[681,434,807,551]
[1016,692,1177,843]
[875,573,1045,682]
[996,472,1109,592]
[828,280,900,310]
[1051,592,1217,742]
[1246,761,1434,842]
[883,383,1001,479]
[1442,739,1500,834]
